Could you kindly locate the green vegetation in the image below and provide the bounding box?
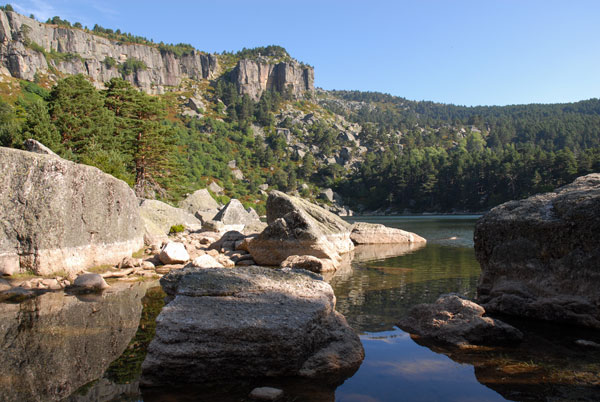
[323,91,600,212]
[118,58,147,77]
[169,224,185,234]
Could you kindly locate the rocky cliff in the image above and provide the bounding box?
[0,10,218,93]
[230,57,314,100]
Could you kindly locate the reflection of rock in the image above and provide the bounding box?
[397,293,523,347]
[352,243,425,263]
[475,174,600,328]
[409,317,600,402]
[141,266,364,386]
[64,379,140,402]
[0,281,155,402]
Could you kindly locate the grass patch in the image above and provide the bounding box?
[87,264,115,274]
[132,248,146,258]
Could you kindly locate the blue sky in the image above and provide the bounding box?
[9,0,600,106]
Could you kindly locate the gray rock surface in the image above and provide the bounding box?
[231,58,313,100]
[23,138,58,156]
[247,191,354,268]
[213,199,262,227]
[280,255,336,273]
[0,147,144,276]
[0,10,218,93]
[397,293,523,347]
[138,199,202,236]
[177,188,220,215]
[474,174,600,328]
[249,387,284,400]
[72,273,109,291]
[208,181,224,195]
[141,266,364,386]
[350,222,427,244]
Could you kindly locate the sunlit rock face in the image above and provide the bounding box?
[247,191,354,270]
[0,282,153,401]
[141,266,364,387]
[475,173,600,328]
[0,147,144,276]
[0,11,218,93]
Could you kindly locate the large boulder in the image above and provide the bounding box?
[138,199,202,238]
[474,174,600,328]
[0,147,144,276]
[350,222,426,244]
[247,191,354,268]
[213,199,260,226]
[397,293,523,347]
[141,266,363,386]
[177,188,220,220]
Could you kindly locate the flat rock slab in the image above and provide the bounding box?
[350,222,426,244]
[141,266,363,386]
[397,293,523,347]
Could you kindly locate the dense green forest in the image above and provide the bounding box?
[323,91,600,212]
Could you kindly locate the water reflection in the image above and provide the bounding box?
[0,281,156,402]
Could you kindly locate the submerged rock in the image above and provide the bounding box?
[475,173,600,328]
[0,146,144,276]
[247,191,354,269]
[397,293,523,347]
[141,266,364,386]
[350,222,426,245]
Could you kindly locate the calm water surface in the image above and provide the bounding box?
[2,216,599,401]
[331,216,506,402]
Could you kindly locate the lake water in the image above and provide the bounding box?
[1,216,599,401]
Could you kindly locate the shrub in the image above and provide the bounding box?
[169,224,185,234]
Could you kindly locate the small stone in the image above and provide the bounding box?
[280,255,336,273]
[41,278,62,290]
[141,261,155,270]
[73,273,110,291]
[249,387,284,400]
[119,257,142,269]
[186,254,224,269]
[575,339,600,349]
[159,242,190,264]
[207,249,220,258]
[236,259,255,266]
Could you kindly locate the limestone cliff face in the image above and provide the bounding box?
[0,10,218,93]
[230,58,314,100]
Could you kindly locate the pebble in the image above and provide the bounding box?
[249,387,284,401]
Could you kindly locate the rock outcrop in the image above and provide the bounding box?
[0,10,218,93]
[397,293,523,347]
[138,199,202,239]
[0,147,144,276]
[177,188,220,221]
[350,222,426,244]
[230,58,314,100]
[141,266,364,386]
[475,174,600,328]
[247,191,354,268]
